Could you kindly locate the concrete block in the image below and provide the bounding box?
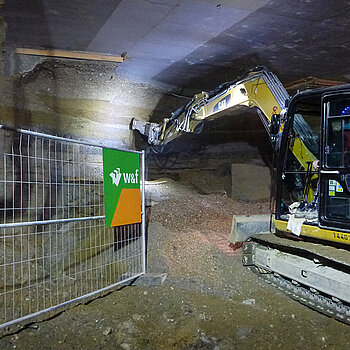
[231,164,270,201]
[230,214,273,244]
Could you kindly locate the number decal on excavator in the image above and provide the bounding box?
[333,232,350,241]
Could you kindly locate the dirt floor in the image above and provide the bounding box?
[1,175,350,350]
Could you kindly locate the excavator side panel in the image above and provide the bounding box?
[274,219,350,245]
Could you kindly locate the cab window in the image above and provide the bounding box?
[326,106,350,168]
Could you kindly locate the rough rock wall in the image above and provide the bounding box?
[0,57,181,149]
[0,0,6,74]
[0,55,177,317]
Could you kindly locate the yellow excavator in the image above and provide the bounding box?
[132,67,350,322]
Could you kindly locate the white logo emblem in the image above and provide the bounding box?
[110,169,139,187]
[110,168,122,186]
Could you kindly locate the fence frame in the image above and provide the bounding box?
[0,124,146,329]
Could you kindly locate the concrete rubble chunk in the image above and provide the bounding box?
[103,327,112,336]
[120,343,131,350]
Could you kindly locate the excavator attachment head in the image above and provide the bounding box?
[131,118,162,145]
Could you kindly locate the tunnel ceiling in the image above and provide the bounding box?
[3,0,350,90]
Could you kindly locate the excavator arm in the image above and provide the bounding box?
[132,67,288,145]
[132,67,317,171]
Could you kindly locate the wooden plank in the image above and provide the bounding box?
[285,76,344,92]
[15,47,124,63]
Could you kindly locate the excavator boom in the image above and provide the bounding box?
[132,67,289,146]
[132,67,318,173]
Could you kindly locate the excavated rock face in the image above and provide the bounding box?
[0,52,272,196]
[0,53,272,202]
[145,106,272,200]
[0,57,180,149]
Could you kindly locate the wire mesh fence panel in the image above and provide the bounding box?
[0,127,145,328]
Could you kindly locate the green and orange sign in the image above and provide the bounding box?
[103,149,141,227]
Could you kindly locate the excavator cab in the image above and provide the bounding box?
[274,87,350,243]
[319,92,350,232]
[276,90,320,213]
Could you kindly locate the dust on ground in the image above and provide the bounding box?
[1,177,350,350]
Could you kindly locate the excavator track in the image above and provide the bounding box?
[243,233,350,324]
[249,266,350,324]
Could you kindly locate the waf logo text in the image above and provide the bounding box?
[110,168,139,187]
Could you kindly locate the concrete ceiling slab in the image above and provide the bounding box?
[152,0,350,89]
[3,0,350,90]
[3,0,122,50]
[258,0,349,21]
[88,0,260,83]
[87,0,177,54]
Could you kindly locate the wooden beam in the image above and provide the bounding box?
[15,47,124,63]
[285,76,344,92]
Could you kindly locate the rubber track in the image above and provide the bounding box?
[248,266,350,325]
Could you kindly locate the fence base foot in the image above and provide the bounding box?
[132,273,167,286]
